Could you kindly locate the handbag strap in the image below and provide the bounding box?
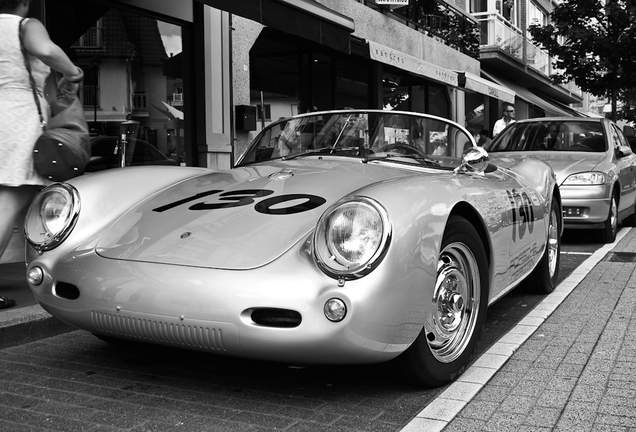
[18,17,45,129]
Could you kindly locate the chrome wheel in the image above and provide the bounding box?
[426,242,480,363]
[547,206,559,278]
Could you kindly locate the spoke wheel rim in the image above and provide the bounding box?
[426,242,480,363]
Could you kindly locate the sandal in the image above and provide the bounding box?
[0,296,16,309]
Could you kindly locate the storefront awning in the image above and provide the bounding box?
[196,0,355,53]
[457,72,515,104]
[482,71,578,117]
[368,40,458,87]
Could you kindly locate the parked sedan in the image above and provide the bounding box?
[25,110,561,387]
[486,117,636,242]
[86,136,178,172]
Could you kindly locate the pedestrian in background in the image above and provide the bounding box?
[477,129,492,147]
[0,0,82,308]
[493,104,515,137]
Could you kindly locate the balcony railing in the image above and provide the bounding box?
[474,12,582,98]
[362,0,480,58]
[525,40,549,75]
[71,27,103,49]
[474,12,524,61]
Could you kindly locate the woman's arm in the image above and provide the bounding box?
[21,18,82,81]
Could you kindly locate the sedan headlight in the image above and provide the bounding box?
[314,197,391,279]
[25,183,80,252]
[563,172,606,185]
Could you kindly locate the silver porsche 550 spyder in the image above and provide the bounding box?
[24,110,562,387]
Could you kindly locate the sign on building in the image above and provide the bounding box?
[376,0,409,5]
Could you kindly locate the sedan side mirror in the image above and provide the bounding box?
[617,145,633,158]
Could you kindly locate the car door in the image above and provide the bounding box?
[609,123,636,216]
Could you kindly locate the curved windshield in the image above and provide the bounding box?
[238,111,475,166]
[486,120,606,153]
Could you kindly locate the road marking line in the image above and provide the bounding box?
[400,228,630,432]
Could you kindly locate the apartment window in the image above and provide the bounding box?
[527,2,547,28]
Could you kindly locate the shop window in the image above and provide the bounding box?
[250,30,301,132]
[383,73,410,111]
[428,83,450,118]
[335,59,369,110]
[47,3,189,164]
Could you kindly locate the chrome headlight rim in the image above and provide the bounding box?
[313,196,391,279]
[25,183,80,253]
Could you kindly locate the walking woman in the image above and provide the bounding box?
[0,0,82,308]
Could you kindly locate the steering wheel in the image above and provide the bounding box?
[379,143,427,158]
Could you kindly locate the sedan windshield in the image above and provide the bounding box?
[486,121,606,153]
[238,111,474,166]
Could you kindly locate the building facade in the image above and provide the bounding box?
[28,0,584,170]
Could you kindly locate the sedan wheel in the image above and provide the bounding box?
[525,196,561,294]
[599,194,617,243]
[396,215,488,387]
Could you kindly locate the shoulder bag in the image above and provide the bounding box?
[19,18,90,182]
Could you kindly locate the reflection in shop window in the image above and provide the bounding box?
[64,8,186,164]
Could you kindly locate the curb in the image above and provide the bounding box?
[0,304,75,350]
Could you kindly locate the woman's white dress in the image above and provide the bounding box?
[0,14,51,187]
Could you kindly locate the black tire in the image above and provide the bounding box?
[395,215,489,387]
[524,196,561,294]
[599,193,618,243]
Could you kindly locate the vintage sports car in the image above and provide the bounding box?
[24,110,562,387]
[486,117,636,243]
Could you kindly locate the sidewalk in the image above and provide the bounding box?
[404,227,636,432]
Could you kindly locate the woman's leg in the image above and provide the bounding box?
[0,185,40,259]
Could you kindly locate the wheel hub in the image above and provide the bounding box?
[437,276,465,331]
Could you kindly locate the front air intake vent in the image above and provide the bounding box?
[91,311,225,351]
[54,282,80,300]
[251,308,301,328]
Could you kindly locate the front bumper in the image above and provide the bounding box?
[560,184,611,229]
[26,250,425,365]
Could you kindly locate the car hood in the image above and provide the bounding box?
[96,160,412,269]
[488,151,605,184]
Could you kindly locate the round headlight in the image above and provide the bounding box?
[314,197,390,278]
[25,183,80,252]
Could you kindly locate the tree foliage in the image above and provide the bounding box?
[528,0,636,120]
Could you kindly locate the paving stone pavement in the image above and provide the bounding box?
[3,229,636,431]
[435,229,636,432]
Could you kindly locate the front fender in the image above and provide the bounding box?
[26,166,209,263]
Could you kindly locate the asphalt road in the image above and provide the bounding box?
[0,231,602,431]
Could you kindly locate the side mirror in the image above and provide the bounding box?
[617,145,633,158]
[455,146,490,174]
